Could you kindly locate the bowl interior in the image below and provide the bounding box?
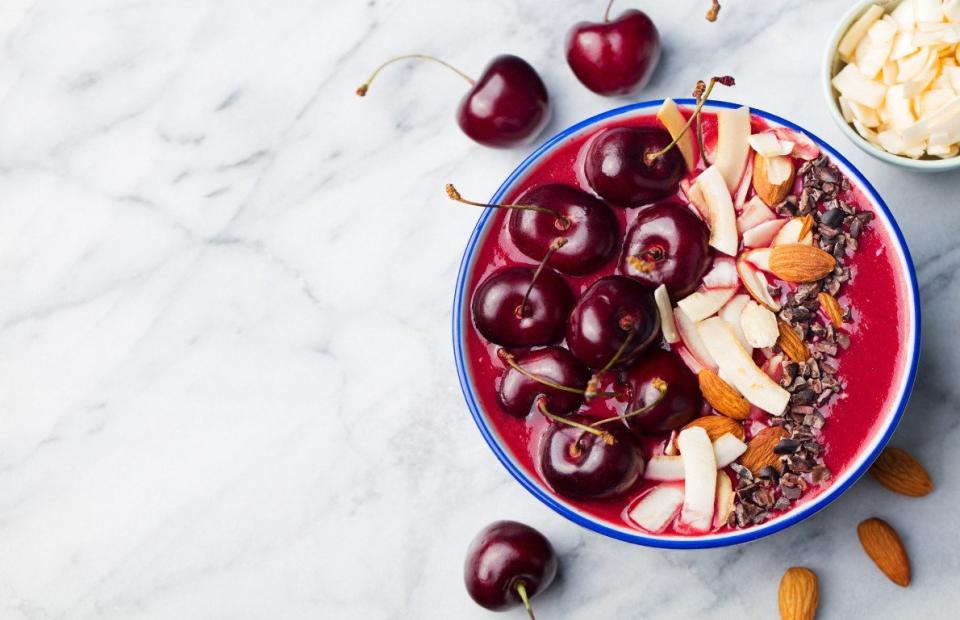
[452,100,921,549]
[822,0,960,171]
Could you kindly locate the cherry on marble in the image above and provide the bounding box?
[357,54,549,148]
[566,2,661,96]
[464,520,557,617]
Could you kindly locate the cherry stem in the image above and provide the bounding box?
[644,75,736,166]
[538,398,615,444]
[515,581,536,620]
[518,238,567,317]
[603,0,616,22]
[626,245,666,274]
[356,54,475,97]
[706,0,721,22]
[445,184,569,228]
[498,349,617,398]
[590,378,668,428]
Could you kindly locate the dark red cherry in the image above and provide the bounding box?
[464,520,557,615]
[473,266,573,347]
[498,347,590,417]
[584,126,686,208]
[540,417,644,499]
[357,54,549,148]
[620,349,701,435]
[565,276,659,369]
[617,201,712,298]
[566,6,661,96]
[509,184,619,275]
[458,55,550,148]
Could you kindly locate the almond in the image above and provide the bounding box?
[778,567,819,620]
[797,214,815,240]
[698,370,751,420]
[753,153,795,206]
[857,518,911,587]
[818,291,844,328]
[739,426,788,474]
[682,415,745,442]
[768,244,837,282]
[777,320,810,362]
[870,447,933,497]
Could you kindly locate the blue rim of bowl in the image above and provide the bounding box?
[451,99,921,549]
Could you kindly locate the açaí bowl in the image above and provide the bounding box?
[452,100,920,549]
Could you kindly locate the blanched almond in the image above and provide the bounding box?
[753,153,795,206]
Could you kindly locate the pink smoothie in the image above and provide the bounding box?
[463,110,910,534]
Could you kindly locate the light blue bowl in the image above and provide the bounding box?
[452,100,921,549]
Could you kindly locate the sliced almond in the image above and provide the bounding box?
[818,291,845,328]
[739,426,788,474]
[768,244,837,282]
[869,446,933,497]
[778,567,819,620]
[683,413,746,441]
[752,153,795,206]
[698,370,751,420]
[797,214,815,240]
[777,320,810,362]
[857,518,911,587]
[714,471,735,530]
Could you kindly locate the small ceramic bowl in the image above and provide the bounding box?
[823,0,960,172]
[452,100,921,549]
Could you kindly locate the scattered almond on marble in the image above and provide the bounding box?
[778,567,819,620]
[857,517,911,587]
[870,446,933,497]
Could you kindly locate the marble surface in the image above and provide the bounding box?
[0,0,958,618]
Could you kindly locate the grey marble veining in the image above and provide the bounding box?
[0,0,957,618]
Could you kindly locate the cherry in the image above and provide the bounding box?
[357,54,549,148]
[565,276,659,370]
[540,414,644,500]
[472,261,573,347]
[583,126,686,208]
[464,521,557,619]
[620,349,701,435]
[497,347,591,417]
[617,201,712,298]
[566,1,661,96]
[447,183,619,276]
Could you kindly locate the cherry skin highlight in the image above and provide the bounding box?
[498,346,591,417]
[566,9,661,96]
[472,266,573,347]
[509,184,620,276]
[457,55,551,148]
[464,520,558,615]
[620,349,701,435]
[540,417,644,500]
[618,201,712,297]
[584,126,686,208]
[565,276,660,369]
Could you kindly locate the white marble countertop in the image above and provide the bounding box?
[0,0,958,618]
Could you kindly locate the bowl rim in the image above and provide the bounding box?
[821,0,960,171]
[451,99,921,549]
